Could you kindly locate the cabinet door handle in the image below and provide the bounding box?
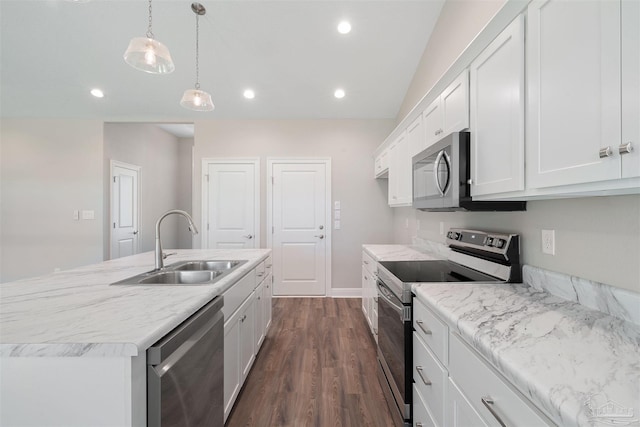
[416,366,432,386]
[364,260,369,265]
[416,423,423,427]
[599,146,613,158]
[619,142,634,155]
[416,320,432,335]
[481,396,507,427]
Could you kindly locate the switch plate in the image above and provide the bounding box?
[542,229,555,255]
[417,219,420,230]
[439,222,444,235]
[334,220,341,230]
[334,210,341,220]
[73,210,80,221]
[334,201,341,210]
[81,210,95,220]
[405,218,409,229]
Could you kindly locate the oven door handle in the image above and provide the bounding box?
[377,281,404,316]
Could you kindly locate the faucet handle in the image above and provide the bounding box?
[162,252,177,260]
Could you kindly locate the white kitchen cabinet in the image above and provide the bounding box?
[449,334,553,426]
[447,378,489,427]
[622,0,640,179]
[375,147,390,178]
[388,131,412,207]
[264,258,273,332]
[526,0,622,189]
[424,70,470,150]
[470,15,525,197]
[408,113,425,159]
[254,280,265,349]
[361,251,378,341]
[224,290,255,421]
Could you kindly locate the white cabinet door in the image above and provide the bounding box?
[526,0,622,188]
[239,293,256,382]
[264,274,273,332]
[622,0,640,178]
[408,114,425,158]
[254,281,265,350]
[423,97,443,149]
[447,378,489,427]
[441,70,470,137]
[375,148,390,178]
[361,266,370,324]
[388,132,411,207]
[223,312,241,422]
[470,15,525,197]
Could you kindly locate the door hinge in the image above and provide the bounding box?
[205,174,209,182]
[272,226,274,234]
[207,223,210,231]
[113,222,116,229]
[113,176,116,183]
[271,176,274,185]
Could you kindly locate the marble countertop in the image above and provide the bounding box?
[413,282,640,427]
[362,244,445,262]
[0,249,271,358]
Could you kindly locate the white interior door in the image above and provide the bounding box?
[270,160,330,296]
[204,160,259,249]
[110,161,140,259]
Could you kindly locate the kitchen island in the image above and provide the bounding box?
[0,248,271,427]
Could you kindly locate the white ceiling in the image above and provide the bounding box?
[0,0,444,121]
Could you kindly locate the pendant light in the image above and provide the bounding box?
[123,0,175,74]
[180,2,214,111]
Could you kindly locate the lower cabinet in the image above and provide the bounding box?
[361,250,378,341]
[413,296,554,427]
[223,256,273,423]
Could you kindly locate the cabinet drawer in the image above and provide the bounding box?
[413,298,448,365]
[413,333,447,427]
[362,251,377,274]
[449,334,553,427]
[255,261,266,282]
[264,256,272,278]
[413,384,437,427]
[222,270,256,320]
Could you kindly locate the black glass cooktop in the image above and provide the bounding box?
[379,260,501,283]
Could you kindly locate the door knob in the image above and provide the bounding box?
[314,234,325,239]
[243,234,253,239]
[319,225,324,230]
[132,230,138,235]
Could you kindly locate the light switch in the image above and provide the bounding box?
[334,210,341,220]
[334,220,341,230]
[73,210,80,221]
[334,201,341,210]
[82,210,95,220]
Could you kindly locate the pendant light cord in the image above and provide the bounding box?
[146,0,154,39]
[195,13,200,90]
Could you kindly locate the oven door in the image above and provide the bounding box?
[376,279,412,422]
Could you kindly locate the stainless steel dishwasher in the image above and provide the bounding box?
[147,296,224,427]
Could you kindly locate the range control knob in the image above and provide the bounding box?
[494,239,505,249]
[485,237,494,246]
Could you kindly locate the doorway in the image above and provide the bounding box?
[267,158,332,296]
[202,159,260,249]
[110,160,141,259]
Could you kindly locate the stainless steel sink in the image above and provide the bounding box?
[111,260,247,286]
[170,260,244,272]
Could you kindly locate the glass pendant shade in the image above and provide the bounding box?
[180,88,214,111]
[123,37,175,74]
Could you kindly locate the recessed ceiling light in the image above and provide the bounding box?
[337,21,351,35]
[334,88,345,99]
[243,89,255,99]
[90,88,104,98]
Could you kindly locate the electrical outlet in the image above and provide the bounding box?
[542,229,555,255]
[417,219,421,230]
[405,218,409,229]
[439,222,444,235]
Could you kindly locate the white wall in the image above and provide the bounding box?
[177,137,194,249]
[0,119,104,282]
[103,123,192,257]
[391,0,640,293]
[193,119,395,291]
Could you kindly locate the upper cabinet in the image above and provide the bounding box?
[424,71,470,152]
[470,15,525,197]
[407,114,425,160]
[388,131,412,207]
[526,0,623,188]
[622,0,640,179]
[374,147,390,178]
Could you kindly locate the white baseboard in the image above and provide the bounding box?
[329,288,363,298]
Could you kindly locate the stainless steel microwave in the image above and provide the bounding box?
[412,132,526,211]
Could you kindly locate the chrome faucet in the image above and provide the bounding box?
[155,210,199,270]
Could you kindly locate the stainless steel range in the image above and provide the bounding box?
[375,229,521,427]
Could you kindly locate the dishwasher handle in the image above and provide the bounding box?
[148,296,223,365]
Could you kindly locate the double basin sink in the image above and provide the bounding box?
[111,260,247,286]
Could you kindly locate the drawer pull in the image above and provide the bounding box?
[364,260,369,265]
[416,320,432,335]
[416,423,423,427]
[481,396,507,427]
[416,366,432,386]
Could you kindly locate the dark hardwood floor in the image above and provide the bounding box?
[225,298,395,427]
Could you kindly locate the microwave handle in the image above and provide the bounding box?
[434,150,446,196]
